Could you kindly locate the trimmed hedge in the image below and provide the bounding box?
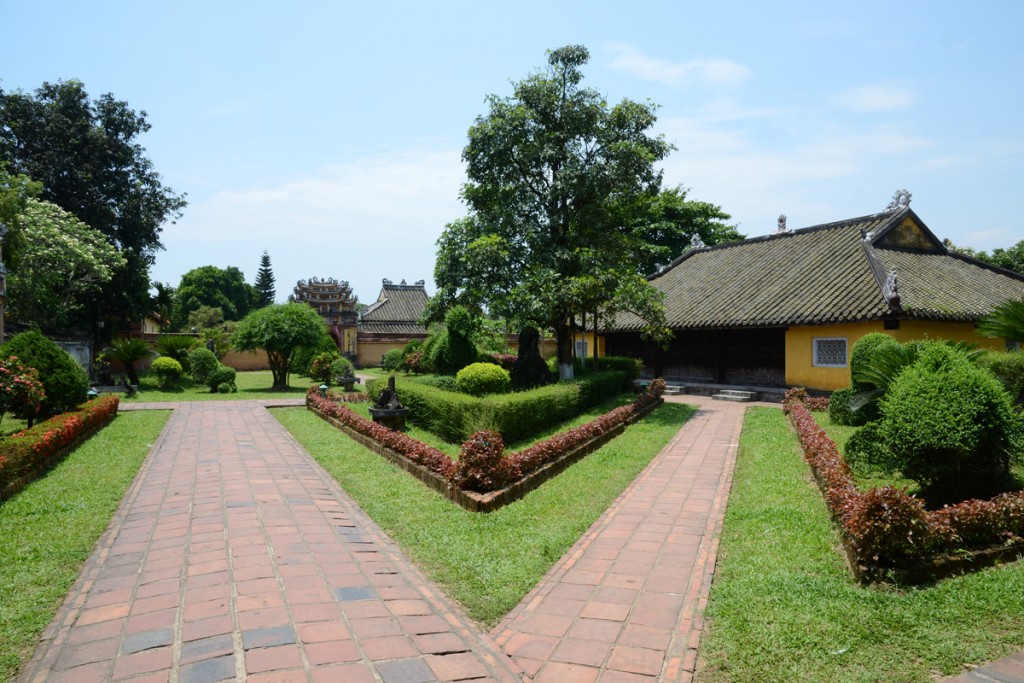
[828,387,856,426]
[979,350,1024,405]
[0,395,120,496]
[368,369,634,444]
[307,378,666,495]
[783,389,1024,578]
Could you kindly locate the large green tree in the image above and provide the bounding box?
[232,303,330,390]
[0,79,187,323]
[433,45,673,379]
[172,265,253,329]
[254,250,276,308]
[0,163,42,267]
[8,199,126,328]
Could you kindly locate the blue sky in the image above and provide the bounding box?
[2,1,1022,304]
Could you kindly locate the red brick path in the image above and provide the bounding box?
[19,395,759,682]
[19,400,520,683]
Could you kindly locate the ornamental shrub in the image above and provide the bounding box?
[151,356,183,389]
[309,351,340,384]
[828,387,856,426]
[878,342,1023,503]
[486,353,516,371]
[155,335,198,370]
[428,306,481,375]
[290,335,341,377]
[593,355,643,380]
[330,357,355,382]
[187,347,219,384]
[453,430,508,492]
[978,350,1024,405]
[456,362,511,396]
[0,356,45,426]
[382,349,404,371]
[845,485,933,564]
[207,365,237,393]
[0,330,88,418]
[414,375,459,392]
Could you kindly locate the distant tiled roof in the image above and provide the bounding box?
[359,279,428,333]
[611,208,1024,331]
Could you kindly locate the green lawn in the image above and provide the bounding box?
[696,407,1024,682]
[274,400,696,627]
[0,410,170,682]
[124,369,320,402]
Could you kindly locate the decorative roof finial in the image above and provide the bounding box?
[885,189,912,212]
[689,233,705,249]
[885,268,901,307]
[776,214,788,234]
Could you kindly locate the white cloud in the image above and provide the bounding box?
[606,44,751,88]
[833,84,915,113]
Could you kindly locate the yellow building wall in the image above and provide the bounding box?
[571,331,606,359]
[785,320,1006,391]
[357,341,405,368]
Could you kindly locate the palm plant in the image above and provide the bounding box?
[977,298,1024,343]
[103,338,155,385]
[155,334,198,368]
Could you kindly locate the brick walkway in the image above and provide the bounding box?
[19,400,521,683]
[18,394,759,682]
[491,396,750,682]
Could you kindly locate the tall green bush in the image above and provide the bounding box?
[187,347,219,384]
[290,335,340,377]
[309,351,340,384]
[0,330,88,418]
[877,343,1022,503]
[978,350,1024,404]
[428,306,481,375]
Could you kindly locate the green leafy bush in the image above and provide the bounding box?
[309,351,340,384]
[456,362,511,396]
[427,306,480,375]
[151,356,183,389]
[594,355,643,381]
[330,357,355,381]
[207,365,237,393]
[850,332,898,388]
[369,369,632,443]
[154,335,198,370]
[413,375,459,392]
[382,349,404,371]
[290,335,340,377]
[0,330,88,418]
[978,350,1024,405]
[828,387,856,426]
[187,347,219,384]
[843,421,888,476]
[878,343,1023,502]
[0,356,44,425]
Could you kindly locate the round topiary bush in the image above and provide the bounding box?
[850,332,900,389]
[456,362,511,396]
[151,356,183,389]
[309,351,340,384]
[828,387,856,426]
[382,349,403,371]
[330,357,355,381]
[0,330,88,417]
[187,347,219,385]
[878,342,1023,503]
[207,365,237,393]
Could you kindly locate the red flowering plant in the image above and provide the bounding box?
[1,394,118,490]
[0,356,45,429]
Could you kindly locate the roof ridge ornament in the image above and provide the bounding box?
[689,233,705,249]
[776,214,788,234]
[885,188,912,212]
[885,268,900,307]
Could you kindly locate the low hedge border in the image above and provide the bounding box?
[306,379,665,512]
[366,370,634,444]
[0,394,120,502]
[784,390,1024,583]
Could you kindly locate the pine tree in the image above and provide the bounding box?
[254,250,276,308]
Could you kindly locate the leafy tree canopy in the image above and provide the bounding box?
[0,79,187,321]
[944,238,1024,275]
[0,163,42,268]
[172,265,253,329]
[232,303,330,390]
[8,199,126,329]
[432,45,675,378]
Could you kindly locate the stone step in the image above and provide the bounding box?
[663,386,684,395]
[712,390,758,402]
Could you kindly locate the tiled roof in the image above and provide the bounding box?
[359,280,428,333]
[611,208,1024,331]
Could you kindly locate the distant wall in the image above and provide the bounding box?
[222,349,270,371]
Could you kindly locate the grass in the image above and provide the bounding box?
[273,400,696,627]
[0,410,170,682]
[695,407,1024,683]
[123,369,319,402]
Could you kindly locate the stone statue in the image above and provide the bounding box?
[374,375,403,410]
[885,189,912,212]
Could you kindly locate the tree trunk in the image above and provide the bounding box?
[593,305,600,371]
[124,362,139,386]
[556,317,574,380]
[269,351,288,391]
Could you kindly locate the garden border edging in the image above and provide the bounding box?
[308,397,663,512]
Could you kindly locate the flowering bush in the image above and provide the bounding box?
[453,431,508,492]
[0,356,45,425]
[487,353,516,371]
[309,351,340,384]
[0,394,119,492]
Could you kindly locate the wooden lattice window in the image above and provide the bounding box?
[813,338,848,367]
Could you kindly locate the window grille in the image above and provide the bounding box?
[575,340,588,358]
[813,338,848,367]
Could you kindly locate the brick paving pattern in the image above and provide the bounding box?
[19,400,520,683]
[492,396,750,682]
